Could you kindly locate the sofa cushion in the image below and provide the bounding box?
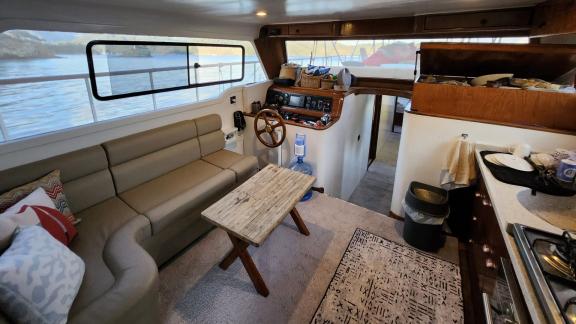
[109,139,201,193]
[202,149,259,182]
[0,146,116,215]
[119,160,235,234]
[103,120,197,166]
[68,216,158,324]
[195,114,225,156]
[69,197,140,314]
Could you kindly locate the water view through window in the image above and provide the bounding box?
[286,37,529,79]
[0,30,267,141]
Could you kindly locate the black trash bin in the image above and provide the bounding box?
[402,182,449,252]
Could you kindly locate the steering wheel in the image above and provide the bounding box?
[254,109,286,148]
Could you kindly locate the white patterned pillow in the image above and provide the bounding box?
[0,226,85,324]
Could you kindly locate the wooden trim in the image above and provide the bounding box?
[459,242,480,324]
[388,211,404,221]
[407,110,576,136]
[351,87,412,98]
[244,112,339,130]
[420,42,576,53]
[368,95,382,165]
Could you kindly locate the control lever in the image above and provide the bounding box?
[320,114,331,126]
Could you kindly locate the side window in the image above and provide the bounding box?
[0,30,267,142]
[87,41,245,100]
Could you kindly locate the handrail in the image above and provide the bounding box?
[0,61,259,85]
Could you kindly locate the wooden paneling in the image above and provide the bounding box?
[422,8,532,31]
[260,7,534,39]
[289,22,338,36]
[411,83,576,134]
[532,0,576,37]
[254,37,286,79]
[340,17,415,37]
[419,43,576,81]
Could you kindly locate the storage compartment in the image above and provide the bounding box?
[412,43,576,134]
[423,9,532,31]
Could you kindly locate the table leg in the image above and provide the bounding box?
[290,208,310,236]
[219,240,245,270]
[226,233,269,297]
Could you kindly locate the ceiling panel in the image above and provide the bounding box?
[60,0,543,25]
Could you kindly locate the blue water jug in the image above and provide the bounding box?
[289,133,313,201]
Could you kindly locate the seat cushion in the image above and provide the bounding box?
[69,197,140,314]
[0,146,116,215]
[119,160,236,234]
[202,150,259,182]
[195,114,225,156]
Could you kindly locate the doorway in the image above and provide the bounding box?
[348,95,407,215]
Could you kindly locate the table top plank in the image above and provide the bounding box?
[201,164,315,246]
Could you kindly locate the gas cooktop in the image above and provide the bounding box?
[512,224,576,324]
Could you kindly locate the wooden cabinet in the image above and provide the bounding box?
[422,9,532,31]
[288,23,337,36]
[412,43,576,135]
[463,174,510,324]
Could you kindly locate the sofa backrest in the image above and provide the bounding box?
[102,120,201,193]
[195,114,225,157]
[0,146,115,214]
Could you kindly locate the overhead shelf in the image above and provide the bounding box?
[411,43,576,135]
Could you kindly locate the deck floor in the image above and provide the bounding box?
[348,99,400,215]
[158,194,459,324]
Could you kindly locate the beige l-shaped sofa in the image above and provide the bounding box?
[0,114,259,323]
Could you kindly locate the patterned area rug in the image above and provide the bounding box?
[312,228,463,324]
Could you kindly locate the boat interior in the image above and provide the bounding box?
[1,0,576,323]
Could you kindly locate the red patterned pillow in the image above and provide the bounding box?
[18,205,77,246]
[0,170,77,224]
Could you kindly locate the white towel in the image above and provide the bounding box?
[441,137,477,189]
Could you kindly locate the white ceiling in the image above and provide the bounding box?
[1,0,544,40]
[60,0,543,24]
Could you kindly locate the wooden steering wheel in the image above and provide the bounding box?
[254,109,286,148]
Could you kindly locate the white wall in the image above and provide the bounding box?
[244,94,374,199]
[0,83,271,171]
[391,113,576,216]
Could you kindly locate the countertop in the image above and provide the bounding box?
[475,146,565,324]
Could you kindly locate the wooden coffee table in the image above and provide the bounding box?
[201,164,315,297]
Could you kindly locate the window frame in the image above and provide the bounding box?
[86,40,246,101]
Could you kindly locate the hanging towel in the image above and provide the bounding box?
[441,136,477,189]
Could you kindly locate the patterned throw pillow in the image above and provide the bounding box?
[0,170,77,224]
[19,205,78,246]
[0,226,85,324]
[1,188,78,246]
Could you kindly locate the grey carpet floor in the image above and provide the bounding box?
[348,161,396,215]
[159,194,459,324]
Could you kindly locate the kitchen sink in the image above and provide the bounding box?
[516,189,576,231]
